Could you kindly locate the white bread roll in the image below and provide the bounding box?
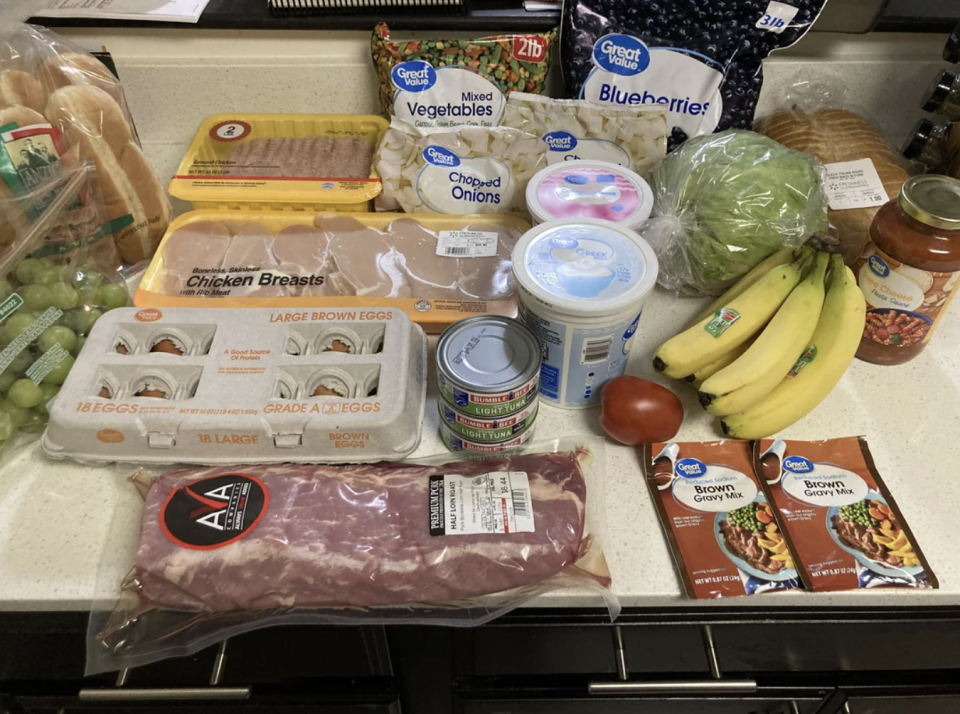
[35,51,126,109]
[0,70,47,113]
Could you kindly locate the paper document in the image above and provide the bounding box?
[34,0,211,23]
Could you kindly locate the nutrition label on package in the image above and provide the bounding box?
[428,471,534,535]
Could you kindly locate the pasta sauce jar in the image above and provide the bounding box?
[855,175,960,364]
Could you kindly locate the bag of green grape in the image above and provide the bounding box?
[0,162,129,452]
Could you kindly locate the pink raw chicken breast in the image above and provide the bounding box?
[156,221,232,296]
[457,224,521,300]
[272,224,333,297]
[315,215,409,298]
[387,218,461,300]
[220,222,289,298]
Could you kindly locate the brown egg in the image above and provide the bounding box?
[324,339,352,353]
[115,343,128,355]
[136,388,168,399]
[99,386,112,399]
[151,339,183,355]
[312,384,345,397]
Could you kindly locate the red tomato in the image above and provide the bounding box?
[599,376,683,445]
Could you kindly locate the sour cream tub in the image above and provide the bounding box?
[525,160,654,229]
[512,218,658,408]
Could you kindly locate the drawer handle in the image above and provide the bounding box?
[589,680,757,695]
[78,687,251,702]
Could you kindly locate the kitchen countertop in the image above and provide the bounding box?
[0,28,958,614]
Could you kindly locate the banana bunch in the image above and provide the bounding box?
[653,236,866,439]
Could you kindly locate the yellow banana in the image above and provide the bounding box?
[699,252,829,415]
[683,338,754,388]
[690,245,807,325]
[721,255,866,439]
[653,251,811,379]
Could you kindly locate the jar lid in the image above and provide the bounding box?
[922,70,956,113]
[945,19,960,64]
[899,175,960,230]
[901,119,935,161]
[525,160,654,229]
[512,218,658,317]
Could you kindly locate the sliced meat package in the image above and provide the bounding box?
[643,440,802,599]
[88,440,616,673]
[756,437,937,592]
[136,211,527,332]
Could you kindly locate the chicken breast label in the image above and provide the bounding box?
[428,471,535,536]
[778,457,867,508]
[436,230,499,258]
[392,60,506,133]
[541,130,631,166]
[418,147,515,213]
[580,34,724,137]
[672,459,757,512]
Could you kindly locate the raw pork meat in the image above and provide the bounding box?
[133,450,606,611]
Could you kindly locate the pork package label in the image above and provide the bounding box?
[756,437,937,592]
[160,473,269,550]
[644,441,801,599]
[429,471,534,536]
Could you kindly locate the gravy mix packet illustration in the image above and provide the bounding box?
[756,437,937,592]
[643,440,801,599]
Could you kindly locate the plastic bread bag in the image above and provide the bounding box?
[85,437,618,674]
[0,162,130,459]
[501,92,667,174]
[641,129,828,296]
[371,22,556,134]
[0,16,172,263]
[753,78,911,266]
[561,0,827,149]
[375,117,547,217]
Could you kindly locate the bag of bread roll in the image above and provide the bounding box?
[0,19,171,264]
[754,81,910,266]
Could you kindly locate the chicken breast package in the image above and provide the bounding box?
[643,440,802,598]
[756,437,937,592]
[136,210,527,332]
[87,439,617,673]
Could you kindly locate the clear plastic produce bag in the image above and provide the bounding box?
[0,13,171,263]
[642,130,828,296]
[0,162,130,457]
[86,438,618,674]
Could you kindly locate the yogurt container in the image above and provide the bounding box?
[512,218,658,408]
[436,316,541,418]
[439,420,536,453]
[439,400,538,443]
[525,160,654,229]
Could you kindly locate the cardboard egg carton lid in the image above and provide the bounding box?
[42,306,426,465]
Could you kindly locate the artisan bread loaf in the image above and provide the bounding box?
[757,108,909,265]
[44,84,171,263]
[0,70,47,112]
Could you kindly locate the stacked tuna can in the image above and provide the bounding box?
[436,316,541,453]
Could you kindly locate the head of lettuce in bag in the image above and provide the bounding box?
[646,130,828,296]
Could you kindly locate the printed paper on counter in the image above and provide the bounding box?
[437,231,499,258]
[429,471,534,535]
[824,159,889,211]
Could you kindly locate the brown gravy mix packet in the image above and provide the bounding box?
[643,441,802,599]
[755,437,937,592]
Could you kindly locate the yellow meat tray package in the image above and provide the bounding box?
[135,210,528,332]
[169,113,388,211]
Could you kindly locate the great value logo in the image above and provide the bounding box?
[675,457,707,478]
[593,34,651,76]
[391,60,437,92]
[422,145,461,167]
[782,455,814,474]
[868,254,890,278]
[543,131,578,152]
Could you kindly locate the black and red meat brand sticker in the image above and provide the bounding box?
[160,473,268,550]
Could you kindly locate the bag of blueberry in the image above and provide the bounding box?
[0,162,128,453]
[561,0,828,150]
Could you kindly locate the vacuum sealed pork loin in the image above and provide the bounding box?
[89,440,616,673]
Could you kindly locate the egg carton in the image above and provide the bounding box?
[42,307,427,465]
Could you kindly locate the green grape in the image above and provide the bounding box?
[38,326,78,355]
[38,384,59,414]
[15,258,44,285]
[100,284,129,310]
[8,350,33,373]
[75,308,102,336]
[71,334,86,358]
[72,269,101,290]
[22,284,53,311]
[0,278,12,300]
[0,399,28,428]
[34,268,64,287]
[8,379,42,408]
[0,411,13,440]
[20,409,47,434]
[49,283,79,311]
[79,286,102,307]
[0,370,15,392]
[41,354,74,385]
[2,313,35,342]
